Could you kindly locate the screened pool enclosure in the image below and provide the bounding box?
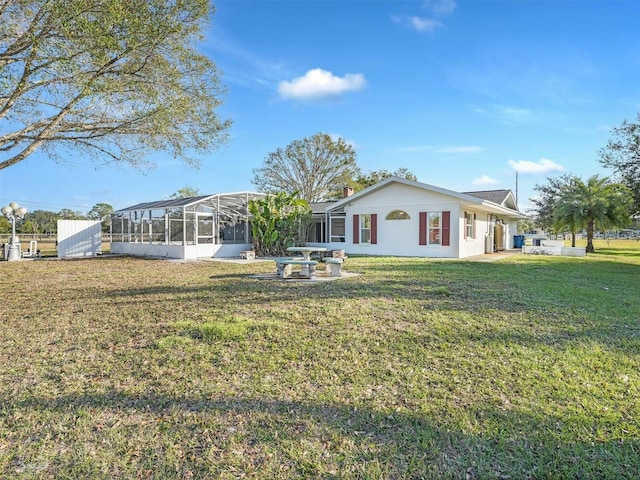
[110,192,266,259]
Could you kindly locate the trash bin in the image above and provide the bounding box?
[513,235,525,248]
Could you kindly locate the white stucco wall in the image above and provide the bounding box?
[337,183,520,259]
[507,220,519,248]
[342,183,462,258]
[110,242,187,258]
[110,242,254,259]
[458,210,493,258]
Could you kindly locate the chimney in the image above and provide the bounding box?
[343,186,354,198]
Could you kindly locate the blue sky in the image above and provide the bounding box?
[1,0,639,215]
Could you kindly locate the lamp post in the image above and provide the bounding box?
[1,202,28,261]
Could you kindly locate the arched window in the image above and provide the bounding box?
[386,210,410,220]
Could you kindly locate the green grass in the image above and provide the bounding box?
[0,247,639,479]
[571,238,640,258]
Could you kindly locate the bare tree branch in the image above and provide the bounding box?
[0,0,230,171]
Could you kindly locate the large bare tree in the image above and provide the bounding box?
[252,133,358,203]
[0,0,230,171]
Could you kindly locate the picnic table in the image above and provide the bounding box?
[276,257,318,278]
[285,246,328,261]
[273,247,329,278]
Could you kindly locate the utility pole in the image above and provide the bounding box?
[515,171,519,210]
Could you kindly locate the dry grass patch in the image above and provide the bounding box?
[0,251,639,478]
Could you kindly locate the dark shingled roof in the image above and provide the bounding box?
[115,195,213,212]
[114,192,266,214]
[463,189,512,206]
[308,202,335,213]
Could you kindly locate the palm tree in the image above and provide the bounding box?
[553,197,582,247]
[552,175,633,253]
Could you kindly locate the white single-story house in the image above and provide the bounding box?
[109,178,524,260]
[305,176,525,259]
[110,191,265,259]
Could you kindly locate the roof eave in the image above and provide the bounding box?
[475,201,527,218]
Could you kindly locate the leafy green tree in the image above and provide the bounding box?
[530,174,576,232]
[0,216,12,234]
[87,203,113,220]
[0,0,230,171]
[551,175,632,253]
[57,209,85,220]
[18,219,37,238]
[23,210,58,236]
[517,217,535,235]
[252,133,358,202]
[598,113,640,214]
[325,167,417,200]
[355,168,417,190]
[87,203,114,233]
[169,186,202,199]
[248,192,310,257]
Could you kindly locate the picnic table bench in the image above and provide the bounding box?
[275,257,318,278]
[323,257,343,277]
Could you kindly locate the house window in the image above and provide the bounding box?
[360,214,372,243]
[330,217,345,242]
[353,214,377,244]
[465,212,473,238]
[420,211,450,246]
[428,212,441,245]
[386,210,410,220]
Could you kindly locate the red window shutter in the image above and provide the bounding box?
[371,214,377,244]
[353,214,359,244]
[473,213,477,239]
[442,211,450,246]
[464,211,467,238]
[419,212,427,245]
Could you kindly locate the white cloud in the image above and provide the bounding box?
[472,175,500,187]
[391,0,455,32]
[391,15,444,33]
[410,16,444,32]
[278,68,367,100]
[508,158,564,174]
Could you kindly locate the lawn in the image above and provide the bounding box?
[0,245,638,479]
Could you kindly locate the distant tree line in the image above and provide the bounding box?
[529,112,639,253]
[0,203,113,237]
